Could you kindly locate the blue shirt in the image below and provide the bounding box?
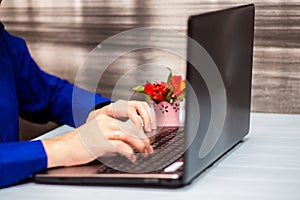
[0,22,111,188]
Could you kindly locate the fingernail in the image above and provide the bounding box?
[148,146,154,154]
[146,125,151,132]
[142,152,148,158]
[152,124,157,130]
[131,155,137,163]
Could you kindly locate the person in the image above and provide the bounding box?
[0,1,155,188]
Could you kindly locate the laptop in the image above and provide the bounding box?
[34,4,255,187]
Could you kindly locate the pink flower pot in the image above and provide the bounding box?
[153,101,180,127]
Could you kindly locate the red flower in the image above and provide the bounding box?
[170,75,186,97]
[132,67,186,104]
[144,82,170,102]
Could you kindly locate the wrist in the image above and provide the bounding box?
[42,130,94,168]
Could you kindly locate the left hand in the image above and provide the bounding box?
[87,100,156,132]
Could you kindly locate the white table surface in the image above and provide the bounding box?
[1,112,300,200]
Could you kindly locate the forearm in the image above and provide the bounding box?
[42,130,94,168]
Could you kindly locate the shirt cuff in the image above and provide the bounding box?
[0,140,47,188]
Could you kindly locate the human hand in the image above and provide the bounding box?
[43,113,154,168]
[78,112,154,163]
[87,100,156,132]
[43,100,156,168]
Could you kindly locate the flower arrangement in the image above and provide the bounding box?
[132,68,186,105]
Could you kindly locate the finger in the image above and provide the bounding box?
[137,102,152,132]
[109,129,148,155]
[109,100,152,132]
[133,129,153,154]
[130,102,152,132]
[127,106,143,128]
[120,120,153,154]
[149,107,157,130]
[109,140,136,162]
[93,115,150,155]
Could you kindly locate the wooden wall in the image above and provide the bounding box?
[0,0,299,139]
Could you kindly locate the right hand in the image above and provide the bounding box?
[42,113,153,168]
[77,113,153,162]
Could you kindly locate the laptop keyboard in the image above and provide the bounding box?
[97,127,185,174]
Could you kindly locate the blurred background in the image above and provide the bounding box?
[0,0,299,140]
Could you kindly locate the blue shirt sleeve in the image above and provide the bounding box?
[0,26,111,188]
[0,140,47,188]
[12,35,111,127]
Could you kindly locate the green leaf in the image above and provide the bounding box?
[166,67,173,86]
[145,94,152,100]
[132,85,145,93]
[165,90,173,102]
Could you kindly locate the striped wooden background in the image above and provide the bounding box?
[0,0,299,139]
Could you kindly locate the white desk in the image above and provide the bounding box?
[1,113,300,200]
